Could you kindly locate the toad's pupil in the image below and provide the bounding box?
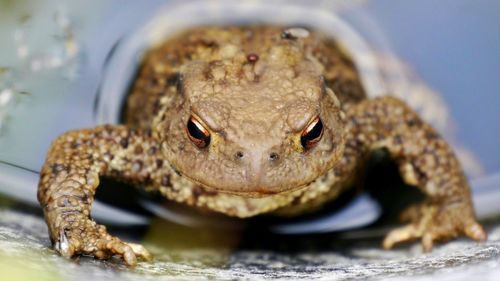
[187,117,210,147]
[301,118,323,148]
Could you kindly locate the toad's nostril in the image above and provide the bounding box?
[269,152,279,161]
[235,151,244,160]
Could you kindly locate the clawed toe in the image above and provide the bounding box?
[464,222,487,242]
[96,239,151,266]
[127,242,153,261]
[383,225,420,249]
[53,224,151,266]
[55,228,74,258]
[98,239,137,266]
[383,200,487,252]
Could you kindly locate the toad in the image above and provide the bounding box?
[37,26,486,265]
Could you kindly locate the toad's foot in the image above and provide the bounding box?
[37,126,163,266]
[54,218,152,266]
[383,201,487,251]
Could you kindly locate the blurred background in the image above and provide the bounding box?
[1,0,499,177]
[0,0,499,280]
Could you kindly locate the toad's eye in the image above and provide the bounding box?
[187,115,210,148]
[300,116,324,150]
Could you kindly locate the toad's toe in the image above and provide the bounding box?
[383,224,421,249]
[127,242,153,261]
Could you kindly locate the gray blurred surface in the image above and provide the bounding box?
[1,208,500,281]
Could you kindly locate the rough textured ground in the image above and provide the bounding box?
[1,207,499,281]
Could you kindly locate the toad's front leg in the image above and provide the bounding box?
[37,125,165,265]
[345,96,486,250]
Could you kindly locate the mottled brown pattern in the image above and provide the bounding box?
[38,26,485,266]
[124,26,364,129]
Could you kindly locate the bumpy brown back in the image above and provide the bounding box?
[124,25,366,129]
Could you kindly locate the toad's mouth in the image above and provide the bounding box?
[181,173,313,198]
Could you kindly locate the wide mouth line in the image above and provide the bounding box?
[184,174,306,198]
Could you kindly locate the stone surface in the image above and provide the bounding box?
[1,207,499,281]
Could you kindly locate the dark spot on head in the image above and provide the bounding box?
[150,76,161,87]
[153,100,161,114]
[176,74,184,95]
[426,131,439,139]
[102,152,114,162]
[410,161,428,181]
[161,175,171,186]
[81,191,89,203]
[235,151,244,160]
[393,135,403,145]
[144,175,153,185]
[218,130,227,139]
[247,53,259,63]
[70,140,81,149]
[316,76,328,94]
[109,168,122,177]
[177,143,185,152]
[291,195,303,205]
[269,152,279,161]
[350,116,360,126]
[199,39,218,49]
[51,164,66,175]
[120,138,129,148]
[170,165,181,176]
[104,125,114,134]
[407,118,421,127]
[148,146,158,155]
[208,60,223,68]
[192,186,218,199]
[134,145,144,155]
[423,146,435,154]
[346,138,363,149]
[156,159,163,168]
[167,73,179,87]
[192,186,202,201]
